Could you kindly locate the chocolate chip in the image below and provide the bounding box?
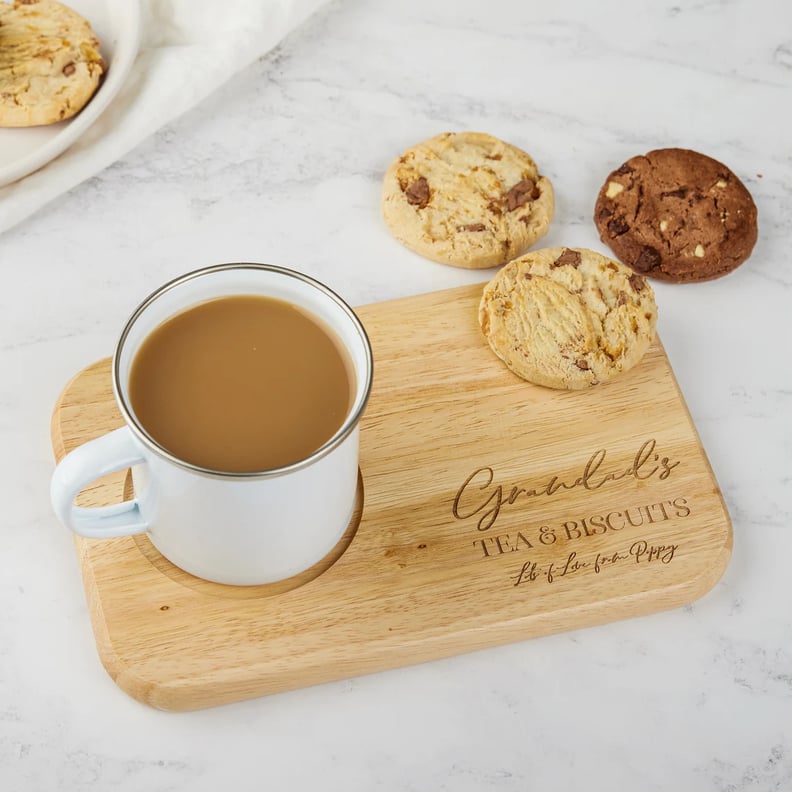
[615,163,634,175]
[505,179,540,211]
[629,273,647,292]
[524,273,533,280]
[661,187,688,199]
[633,246,661,272]
[597,207,613,223]
[554,249,581,267]
[404,177,430,208]
[617,291,628,306]
[575,359,590,370]
[607,217,630,236]
[457,223,486,232]
[62,62,76,76]
[487,200,503,215]
[485,153,503,161]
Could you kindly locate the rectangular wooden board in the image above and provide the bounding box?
[50,284,732,711]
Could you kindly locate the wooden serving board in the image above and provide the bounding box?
[51,284,732,711]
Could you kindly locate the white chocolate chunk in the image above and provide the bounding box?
[694,244,705,258]
[606,181,624,198]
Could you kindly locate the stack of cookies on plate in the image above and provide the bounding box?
[381,132,758,390]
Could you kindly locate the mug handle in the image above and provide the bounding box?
[51,426,150,538]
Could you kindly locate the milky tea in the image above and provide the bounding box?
[128,295,355,473]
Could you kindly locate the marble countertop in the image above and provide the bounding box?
[2,0,790,789]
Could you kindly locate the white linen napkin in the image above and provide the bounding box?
[0,0,330,234]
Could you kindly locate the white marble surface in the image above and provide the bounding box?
[2,0,791,789]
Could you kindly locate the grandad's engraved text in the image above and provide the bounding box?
[453,439,680,533]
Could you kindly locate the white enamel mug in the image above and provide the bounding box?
[50,264,373,586]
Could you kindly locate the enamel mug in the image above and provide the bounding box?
[50,264,373,586]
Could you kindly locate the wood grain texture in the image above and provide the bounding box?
[50,284,732,711]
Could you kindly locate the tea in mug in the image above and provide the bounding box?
[129,295,354,472]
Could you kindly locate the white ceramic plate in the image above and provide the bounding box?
[0,0,141,187]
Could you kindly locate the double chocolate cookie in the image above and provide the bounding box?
[594,148,758,283]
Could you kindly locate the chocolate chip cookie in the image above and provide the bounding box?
[594,148,758,283]
[479,247,657,389]
[0,0,105,128]
[381,132,554,269]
